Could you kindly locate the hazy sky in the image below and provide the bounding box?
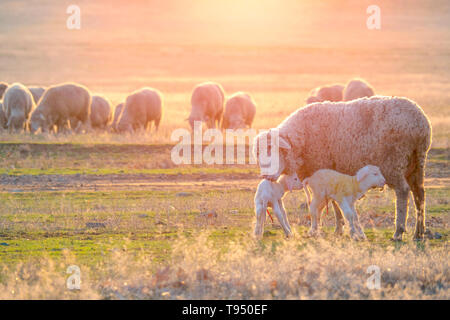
[1,0,449,47]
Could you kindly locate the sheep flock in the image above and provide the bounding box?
[0,78,434,241]
[0,78,378,135]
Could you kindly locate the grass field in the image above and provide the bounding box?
[0,0,449,299]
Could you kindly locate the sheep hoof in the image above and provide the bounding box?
[350,231,366,241]
[413,233,425,241]
[358,232,367,241]
[414,229,427,241]
[285,232,294,239]
[391,231,404,242]
[350,233,360,241]
[253,232,263,240]
[307,229,320,238]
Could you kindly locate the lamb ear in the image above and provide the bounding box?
[356,167,369,182]
[278,136,291,149]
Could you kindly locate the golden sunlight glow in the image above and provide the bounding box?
[187,0,308,45]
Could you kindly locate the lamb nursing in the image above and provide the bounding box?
[254,173,303,238]
[253,96,431,241]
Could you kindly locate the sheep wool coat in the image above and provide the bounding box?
[306,170,361,203]
[327,175,360,202]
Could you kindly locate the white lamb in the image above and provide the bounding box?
[303,165,386,240]
[254,173,303,238]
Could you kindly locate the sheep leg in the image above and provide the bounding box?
[277,200,293,237]
[75,119,90,134]
[406,166,426,240]
[272,201,292,237]
[392,179,410,241]
[74,120,83,134]
[353,207,367,240]
[339,199,360,240]
[331,200,345,235]
[308,198,324,237]
[57,119,70,134]
[215,113,222,129]
[254,201,267,238]
[154,118,161,132]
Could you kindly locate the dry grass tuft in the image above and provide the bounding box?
[1,233,448,300]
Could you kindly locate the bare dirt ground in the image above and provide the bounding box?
[0,173,258,192]
[1,173,449,193]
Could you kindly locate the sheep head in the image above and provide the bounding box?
[253,128,298,181]
[306,96,320,104]
[225,114,245,130]
[29,111,47,134]
[356,165,386,191]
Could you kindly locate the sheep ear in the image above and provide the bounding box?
[278,136,291,149]
[40,114,45,121]
[287,179,293,192]
[356,166,369,182]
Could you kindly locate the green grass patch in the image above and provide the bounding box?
[0,166,258,176]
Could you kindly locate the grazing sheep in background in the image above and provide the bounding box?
[0,102,7,130]
[343,79,374,101]
[306,84,344,104]
[89,95,112,130]
[28,86,46,104]
[117,88,162,133]
[303,165,386,240]
[2,83,35,132]
[254,173,303,238]
[188,82,224,130]
[305,96,320,104]
[30,83,91,134]
[111,102,124,132]
[0,82,8,99]
[253,96,432,241]
[222,92,256,130]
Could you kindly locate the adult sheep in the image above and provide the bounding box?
[343,79,374,101]
[111,102,124,132]
[0,82,8,99]
[30,83,91,134]
[188,82,224,130]
[253,96,432,241]
[28,86,46,104]
[306,84,344,104]
[89,95,112,130]
[117,88,162,133]
[222,92,256,130]
[2,83,35,132]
